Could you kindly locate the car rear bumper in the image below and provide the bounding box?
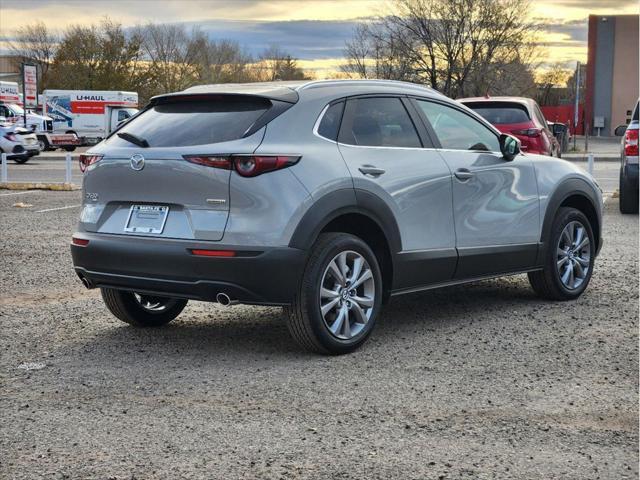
[71,232,307,305]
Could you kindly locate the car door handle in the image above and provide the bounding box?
[358,165,386,177]
[454,168,474,181]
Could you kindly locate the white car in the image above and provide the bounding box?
[0,123,40,164]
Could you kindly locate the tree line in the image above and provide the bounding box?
[10,2,572,107]
[9,19,308,103]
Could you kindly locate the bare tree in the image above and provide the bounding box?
[193,35,255,84]
[343,0,539,98]
[536,64,571,106]
[256,46,307,81]
[8,21,58,88]
[341,22,416,81]
[48,19,143,91]
[135,23,201,93]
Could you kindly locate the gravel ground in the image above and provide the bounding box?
[0,190,637,480]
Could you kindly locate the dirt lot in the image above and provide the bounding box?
[0,189,637,480]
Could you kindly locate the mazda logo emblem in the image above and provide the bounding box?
[130,154,145,171]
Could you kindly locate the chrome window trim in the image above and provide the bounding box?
[314,96,505,155]
[337,141,434,152]
[337,142,503,155]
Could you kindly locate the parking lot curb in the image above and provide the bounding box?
[0,182,80,191]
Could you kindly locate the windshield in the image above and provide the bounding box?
[8,104,24,115]
[118,108,138,122]
[464,102,530,124]
[106,96,270,147]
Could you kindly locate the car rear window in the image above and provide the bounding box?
[106,96,271,147]
[464,102,531,124]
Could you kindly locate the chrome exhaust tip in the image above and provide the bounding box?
[216,292,237,306]
[80,276,94,289]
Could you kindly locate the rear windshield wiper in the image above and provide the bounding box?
[117,132,149,148]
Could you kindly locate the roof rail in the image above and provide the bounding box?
[297,79,438,94]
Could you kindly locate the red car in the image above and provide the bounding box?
[459,96,561,157]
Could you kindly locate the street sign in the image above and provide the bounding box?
[22,64,38,109]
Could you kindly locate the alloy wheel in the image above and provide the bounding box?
[319,250,376,340]
[556,220,591,290]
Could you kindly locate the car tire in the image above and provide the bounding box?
[101,288,187,327]
[13,156,29,164]
[284,232,383,355]
[63,146,77,152]
[528,207,595,301]
[619,168,639,214]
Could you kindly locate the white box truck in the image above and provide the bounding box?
[0,81,80,151]
[42,90,138,146]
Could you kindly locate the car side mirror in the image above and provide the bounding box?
[614,124,627,136]
[499,133,520,161]
[551,123,566,135]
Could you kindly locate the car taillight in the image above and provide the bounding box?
[79,154,103,173]
[511,128,541,137]
[183,154,301,177]
[183,156,232,169]
[625,129,639,157]
[4,132,17,142]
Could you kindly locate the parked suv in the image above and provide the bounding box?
[614,100,639,214]
[459,96,561,157]
[71,80,603,354]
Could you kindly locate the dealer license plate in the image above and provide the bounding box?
[124,205,169,234]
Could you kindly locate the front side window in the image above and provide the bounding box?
[117,109,133,122]
[341,97,421,148]
[416,100,500,152]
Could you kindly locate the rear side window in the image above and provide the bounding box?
[464,102,530,124]
[341,97,421,148]
[317,102,344,141]
[107,96,270,147]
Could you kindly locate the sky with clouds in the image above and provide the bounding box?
[0,0,638,75]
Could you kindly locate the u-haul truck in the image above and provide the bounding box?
[42,90,138,145]
[0,81,80,151]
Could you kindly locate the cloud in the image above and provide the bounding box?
[536,18,588,42]
[174,19,360,59]
[544,0,637,8]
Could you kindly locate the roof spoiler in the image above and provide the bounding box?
[151,85,299,104]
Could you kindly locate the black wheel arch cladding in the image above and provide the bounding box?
[288,188,402,254]
[539,178,602,259]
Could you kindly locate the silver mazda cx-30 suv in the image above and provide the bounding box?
[71,80,603,354]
